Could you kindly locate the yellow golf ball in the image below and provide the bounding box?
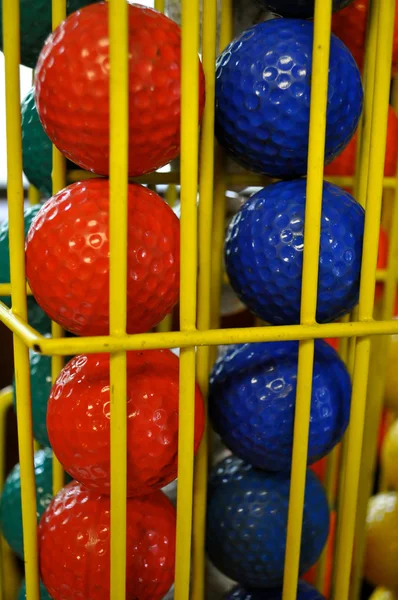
[364,492,398,589]
[370,588,397,600]
[382,419,398,490]
[385,324,398,410]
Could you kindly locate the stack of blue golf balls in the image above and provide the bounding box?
[207,5,361,598]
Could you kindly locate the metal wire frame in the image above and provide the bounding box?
[0,0,397,599]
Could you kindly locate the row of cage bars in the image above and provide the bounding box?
[0,0,398,598]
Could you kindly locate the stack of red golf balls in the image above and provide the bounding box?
[24,3,206,599]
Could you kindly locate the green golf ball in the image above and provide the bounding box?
[0,0,102,69]
[21,87,52,197]
[13,349,74,448]
[0,204,51,334]
[18,579,53,600]
[0,448,71,559]
[21,87,78,197]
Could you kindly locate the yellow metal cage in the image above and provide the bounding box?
[0,0,398,598]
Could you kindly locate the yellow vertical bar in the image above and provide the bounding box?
[28,72,41,207]
[353,0,379,204]
[108,0,129,598]
[210,154,226,335]
[0,390,20,600]
[154,0,174,337]
[282,0,332,598]
[209,0,233,369]
[50,0,67,498]
[28,186,40,205]
[315,444,339,592]
[3,0,40,598]
[349,76,398,600]
[333,0,395,597]
[192,0,217,597]
[174,0,200,596]
[219,0,233,52]
[154,0,165,12]
[157,183,177,333]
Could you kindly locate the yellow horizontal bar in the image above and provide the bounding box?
[3,313,398,356]
[67,169,398,190]
[0,303,44,346]
[0,283,34,296]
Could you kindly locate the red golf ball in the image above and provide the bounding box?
[324,106,398,179]
[332,0,398,73]
[39,481,176,600]
[47,349,205,496]
[34,2,206,177]
[25,179,180,336]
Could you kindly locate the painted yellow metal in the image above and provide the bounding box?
[66,166,398,190]
[353,0,378,205]
[283,0,333,596]
[192,0,217,597]
[28,185,40,205]
[5,300,398,355]
[2,1,41,599]
[0,389,21,600]
[315,443,340,592]
[156,182,177,333]
[349,75,398,600]
[333,0,396,598]
[108,0,129,597]
[49,0,67,502]
[174,0,201,597]
[154,0,165,11]
[1,0,398,598]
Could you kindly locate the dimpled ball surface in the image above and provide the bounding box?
[34,2,206,177]
[364,492,398,589]
[225,581,325,599]
[215,19,363,177]
[47,349,205,496]
[12,348,74,448]
[25,179,180,336]
[0,449,71,559]
[21,87,52,196]
[332,0,398,73]
[39,481,176,600]
[324,106,398,178]
[14,351,52,448]
[18,579,52,600]
[263,0,353,18]
[0,0,102,69]
[0,204,51,333]
[206,456,330,588]
[209,340,351,471]
[225,179,365,325]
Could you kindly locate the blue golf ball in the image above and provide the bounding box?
[263,0,353,18]
[18,579,53,600]
[225,581,325,599]
[0,205,51,334]
[215,19,363,177]
[206,456,330,588]
[0,448,71,559]
[225,179,365,325]
[209,340,351,471]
